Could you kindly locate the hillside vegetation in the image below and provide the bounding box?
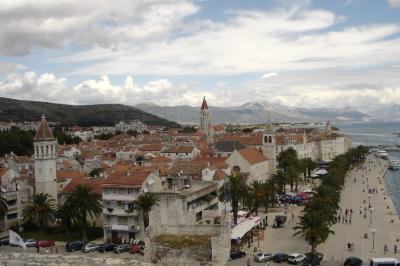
[0,97,179,127]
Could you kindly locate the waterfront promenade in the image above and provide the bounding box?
[320,155,400,263]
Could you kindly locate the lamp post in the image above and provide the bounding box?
[369,208,374,226]
[371,229,377,249]
[368,195,372,208]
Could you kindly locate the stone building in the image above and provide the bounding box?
[34,115,58,204]
[101,168,162,243]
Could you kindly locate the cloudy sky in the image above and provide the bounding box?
[0,0,399,110]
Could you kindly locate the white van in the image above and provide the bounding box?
[370,258,399,266]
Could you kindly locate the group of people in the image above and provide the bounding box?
[337,208,353,224]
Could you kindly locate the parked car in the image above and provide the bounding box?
[82,243,100,253]
[302,253,323,266]
[0,236,9,246]
[254,252,274,262]
[98,243,116,253]
[288,253,307,264]
[66,241,86,252]
[130,244,144,255]
[274,253,289,263]
[24,239,37,247]
[36,240,55,248]
[114,244,130,254]
[229,250,246,260]
[344,257,363,266]
[131,239,145,246]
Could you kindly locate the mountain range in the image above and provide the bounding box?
[0,97,179,127]
[135,101,398,124]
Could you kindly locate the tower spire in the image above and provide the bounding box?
[34,114,54,141]
[201,96,208,110]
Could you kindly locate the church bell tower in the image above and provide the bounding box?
[200,97,211,138]
[34,115,58,204]
[262,115,276,173]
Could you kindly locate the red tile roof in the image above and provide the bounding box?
[237,148,267,165]
[201,97,208,110]
[221,133,263,146]
[102,169,153,188]
[162,146,195,154]
[34,115,54,141]
[61,178,103,195]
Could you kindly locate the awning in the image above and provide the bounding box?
[231,216,261,240]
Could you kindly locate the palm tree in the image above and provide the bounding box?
[218,173,249,225]
[65,184,102,241]
[22,193,56,231]
[0,195,8,220]
[293,211,334,255]
[56,200,77,233]
[246,181,265,216]
[136,193,159,228]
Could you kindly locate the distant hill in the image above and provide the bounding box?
[0,97,179,127]
[135,101,373,124]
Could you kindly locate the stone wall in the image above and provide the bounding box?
[0,252,152,266]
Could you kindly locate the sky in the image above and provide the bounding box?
[0,0,399,110]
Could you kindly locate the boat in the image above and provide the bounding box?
[376,150,388,159]
[389,160,400,170]
[383,145,400,151]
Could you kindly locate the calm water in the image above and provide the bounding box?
[337,122,400,216]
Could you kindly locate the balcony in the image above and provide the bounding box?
[103,207,139,217]
[102,193,138,202]
[103,224,141,232]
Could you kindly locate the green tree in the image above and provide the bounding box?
[0,195,8,220]
[218,174,249,225]
[293,211,334,255]
[64,185,102,241]
[136,193,159,228]
[277,148,302,191]
[56,200,77,233]
[22,193,56,231]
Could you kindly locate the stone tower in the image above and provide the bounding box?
[34,115,58,204]
[200,97,211,137]
[262,115,276,173]
[325,120,332,133]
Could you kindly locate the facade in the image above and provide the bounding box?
[115,120,147,133]
[102,169,162,243]
[225,148,271,183]
[34,115,58,204]
[262,118,277,173]
[160,146,200,161]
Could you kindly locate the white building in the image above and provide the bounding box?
[115,120,147,133]
[102,169,162,243]
[34,115,58,205]
[225,148,271,183]
[160,146,200,161]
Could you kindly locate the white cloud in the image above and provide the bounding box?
[1,66,400,112]
[0,0,199,55]
[50,7,400,77]
[261,73,278,79]
[389,0,400,8]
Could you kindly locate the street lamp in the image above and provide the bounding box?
[368,195,372,208]
[371,229,377,249]
[369,208,374,226]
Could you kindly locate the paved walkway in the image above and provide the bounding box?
[320,155,400,263]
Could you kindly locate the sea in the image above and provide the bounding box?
[338,122,400,216]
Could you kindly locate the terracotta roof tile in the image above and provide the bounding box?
[102,169,153,188]
[237,148,267,165]
[34,115,54,141]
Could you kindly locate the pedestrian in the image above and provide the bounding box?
[384,244,389,254]
[345,218,348,224]
[50,246,53,253]
[349,218,352,224]
[350,209,353,216]
[338,214,341,222]
[36,245,39,253]
[55,246,58,253]
[345,209,348,216]
[247,258,251,266]
[395,245,397,254]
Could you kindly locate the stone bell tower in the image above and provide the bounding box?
[262,115,276,174]
[34,115,58,204]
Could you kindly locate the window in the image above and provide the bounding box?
[127,189,134,194]
[268,136,272,143]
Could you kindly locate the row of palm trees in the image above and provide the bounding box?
[293,145,369,255]
[218,148,317,225]
[20,185,158,241]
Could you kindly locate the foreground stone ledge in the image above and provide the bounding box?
[0,252,153,266]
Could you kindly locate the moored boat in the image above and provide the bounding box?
[389,159,400,170]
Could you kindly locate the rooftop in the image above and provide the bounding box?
[34,115,54,141]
